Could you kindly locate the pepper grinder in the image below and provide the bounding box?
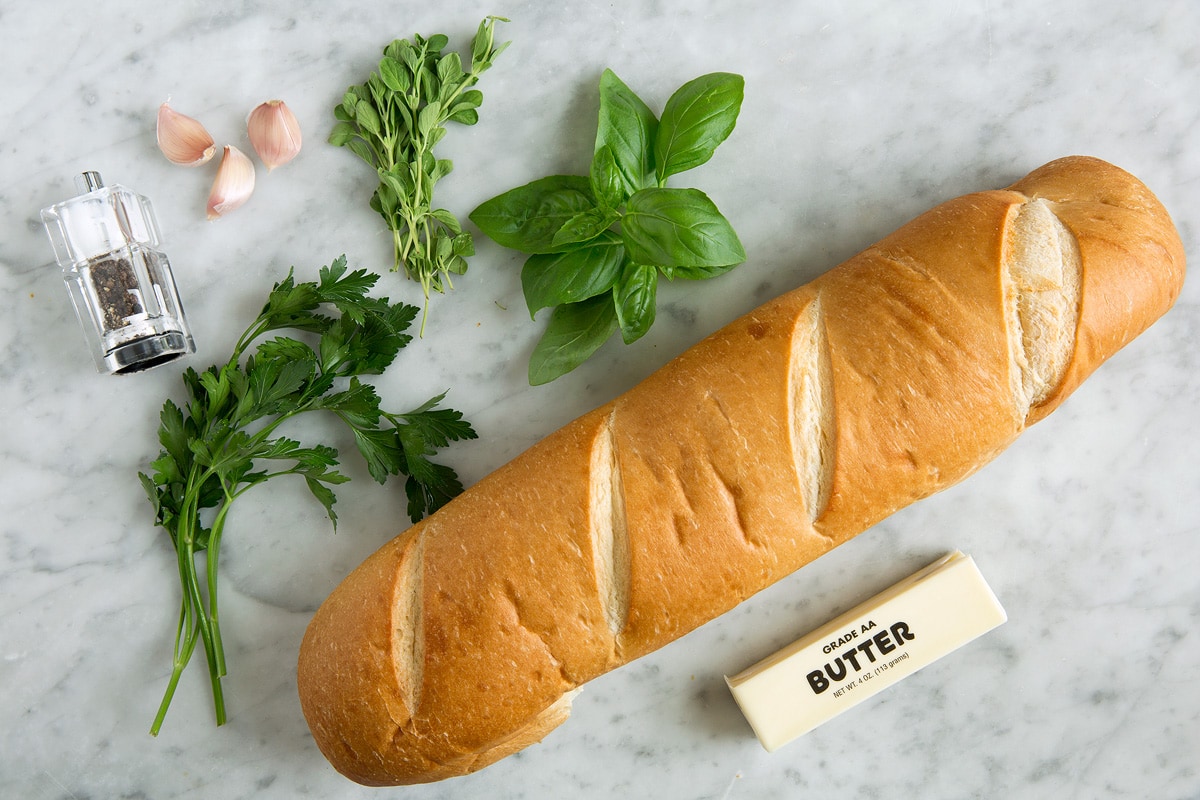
[41,171,196,374]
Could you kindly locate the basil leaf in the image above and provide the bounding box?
[470,175,596,254]
[595,69,658,198]
[613,261,657,345]
[655,72,745,182]
[522,232,625,315]
[664,263,740,280]
[551,206,619,249]
[528,295,619,385]
[622,187,746,267]
[590,145,626,210]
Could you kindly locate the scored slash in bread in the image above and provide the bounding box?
[297,156,1186,786]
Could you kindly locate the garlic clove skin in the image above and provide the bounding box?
[157,102,216,167]
[207,145,256,220]
[247,99,302,171]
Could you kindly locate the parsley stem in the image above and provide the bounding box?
[157,409,312,733]
[143,257,475,734]
[206,490,238,679]
[171,465,229,729]
[149,606,199,736]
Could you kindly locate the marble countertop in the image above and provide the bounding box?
[2,1,1197,798]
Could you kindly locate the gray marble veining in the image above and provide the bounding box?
[1,1,1197,798]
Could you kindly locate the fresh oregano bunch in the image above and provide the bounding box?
[330,16,510,334]
[140,256,475,735]
[470,69,746,384]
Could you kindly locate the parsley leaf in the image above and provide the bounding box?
[139,256,476,736]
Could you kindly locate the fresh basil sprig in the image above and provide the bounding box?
[331,17,509,334]
[470,69,746,384]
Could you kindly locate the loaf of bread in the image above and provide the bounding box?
[297,156,1185,785]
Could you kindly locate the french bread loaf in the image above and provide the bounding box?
[297,156,1185,785]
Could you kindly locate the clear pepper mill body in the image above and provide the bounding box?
[40,171,196,374]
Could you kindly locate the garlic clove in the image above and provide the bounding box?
[156,102,216,167]
[247,99,302,171]
[207,145,256,220]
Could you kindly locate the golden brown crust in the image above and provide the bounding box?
[1010,157,1187,423]
[297,156,1185,785]
[814,190,1026,539]
[296,531,428,785]
[610,289,828,659]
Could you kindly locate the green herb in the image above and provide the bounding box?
[470,69,746,384]
[139,256,475,735]
[330,17,510,335]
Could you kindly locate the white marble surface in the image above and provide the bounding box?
[2,1,1197,797]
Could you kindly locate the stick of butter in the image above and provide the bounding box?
[725,551,1006,752]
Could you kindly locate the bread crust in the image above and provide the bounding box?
[297,156,1185,785]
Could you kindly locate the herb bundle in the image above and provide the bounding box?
[470,69,746,384]
[330,17,510,334]
[140,257,475,735]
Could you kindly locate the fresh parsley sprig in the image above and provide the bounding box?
[330,17,510,335]
[140,256,475,736]
[470,69,746,384]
